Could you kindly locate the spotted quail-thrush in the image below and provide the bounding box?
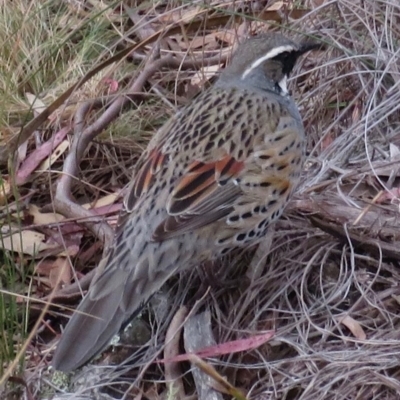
[52,33,322,371]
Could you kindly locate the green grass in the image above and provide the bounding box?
[0,0,122,128]
[0,174,27,379]
[0,0,123,384]
[0,253,25,376]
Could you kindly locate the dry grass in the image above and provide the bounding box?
[1,0,400,399]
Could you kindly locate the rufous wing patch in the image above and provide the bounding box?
[153,155,244,241]
[125,149,167,211]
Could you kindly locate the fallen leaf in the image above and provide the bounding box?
[351,101,362,125]
[337,315,366,340]
[321,132,334,150]
[191,64,222,86]
[0,127,19,143]
[158,8,182,23]
[375,188,400,204]
[180,6,203,23]
[49,257,72,288]
[392,294,400,305]
[57,244,80,257]
[36,140,70,172]
[1,229,59,255]
[267,1,284,11]
[179,33,217,50]
[25,93,47,116]
[36,257,73,288]
[158,331,274,363]
[0,179,11,206]
[16,127,70,185]
[214,30,237,45]
[17,139,29,166]
[82,193,119,209]
[390,143,400,161]
[28,204,65,225]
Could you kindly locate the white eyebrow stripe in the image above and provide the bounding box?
[241,45,295,79]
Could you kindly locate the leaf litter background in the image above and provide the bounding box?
[1,0,400,399]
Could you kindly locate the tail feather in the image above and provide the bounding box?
[52,288,129,372]
[52,257,177,371]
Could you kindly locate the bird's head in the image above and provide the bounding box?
[220,33,323,95]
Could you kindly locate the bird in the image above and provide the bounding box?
[52,32,322,372]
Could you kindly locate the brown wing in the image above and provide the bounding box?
[125,148,167,211]
[153,155,244,241]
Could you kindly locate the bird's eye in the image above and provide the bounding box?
[275,51,290,62]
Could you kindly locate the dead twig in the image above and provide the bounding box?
[164,306,188,400]
[53,50,172,253]
[184,311,224,400]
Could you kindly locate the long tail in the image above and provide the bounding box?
[52,249,152,372]
[52,236,179,372]
[52,283,144,372]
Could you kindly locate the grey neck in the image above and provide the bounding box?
[216,68,285,97]
[215,69,302,126]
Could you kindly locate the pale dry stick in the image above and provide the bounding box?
[164,306,189,400]
[120,290,210,400]
[352,190,383,225]
[53,99,115,250]
[52,30,163,238]
[53,49,169,245]
[52,56,158,297]
[184,311,224,400]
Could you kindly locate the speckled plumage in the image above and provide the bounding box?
[53,33,320,372]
